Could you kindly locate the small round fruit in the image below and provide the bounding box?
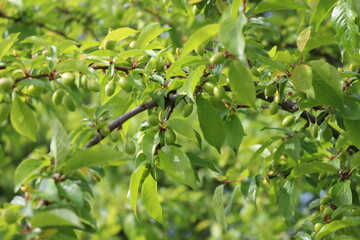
[119,77,132,93]
[61,72,75,85]
[105,81,116,97]
[182,103,193,118]
[110,130,120,142]
[213,86,225,99]
[148,114,159,126]
[81,76,88,89]
[165,128,176,144]
[282,115,295,127]
[210,52,225,65]
[101,126,110,136]
[311,124,318,138]
[88,79,100,92]
[52,89,65,105]
[63,95,76,111]
[104,39,117,51]
[124,141,136,154]
[27,85,43,96]
[0,103,10,122]
[269,102,279,115]
[2,209,17,224]
[323,207,333,217]
[322,127,333,142]
[265,84,277,97]
[320,195,331,205]
[204,82,215,93]
[314,223,323,232]
[0,78,12,91]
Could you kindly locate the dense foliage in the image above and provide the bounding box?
[0,0,360,239]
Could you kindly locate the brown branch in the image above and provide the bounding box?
[85,94,179,148]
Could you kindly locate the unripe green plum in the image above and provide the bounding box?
[105,81,116,96]
[62,95,76,111]
[148,114,159,126]
[282,115,295,127]
[0,103,10,122]
[2,209,17,224]
[124,141,136,154]
[204,82,215,93]
[27,85,42,96]
[323,207,333,217]
[320,205,325,212]
[165,128,176,144]
[88,79,100,92]
[52,89,65,105]
[100,126,110,136]
[104,39,117,51]
[314,223,323,232]
[322,127,333,142]
[213,86,225,100]
[265,84,277,97]
[210,52,225,65]
[182,103,193,118]
[0,78,12,91]
[251,67,260,77]
[110,130,120,142]
[269,102,279,115]
[311,124,318,138]
[61,72,75,85]
[119,77,132,93]
[320,195,331,205]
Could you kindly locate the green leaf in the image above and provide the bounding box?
[50,119,70,170]
[141,174,164,224]
[196,98,226,152]
[331,0,360,58]
[103,27,138,42]
[225,114,245,153]
[135,23,171,49]
[284,136,301,160]
[340,96,360,120]
[294,231,311,240]
[315,219,360,240]
[253,0,308,15]
[165,55,202,79]
[250,136,282,162]
[344,119,360,148]
[58,180,84,208]
[186,152,219,172]
[10,96,39,142]
[289,162,338,178]
[38,178,60,202]
[310,0,338,31]
[63,145,125,174]
[180,24,219,58]
[228,60,256,108]
[350,151,360,169]
[212,184,227,229]
[158,146,197,189]
[129,164,146,216]
[331,180,352,206]
[166,119,196,139]
[297,27,312,52]
[142,130,159,165]
[57,60,91,74]
[31,209,83,229]
[309,60,344,109]
[14,159,44,192]
[183,65,206,101]
[278,181,295,225]
[0,33,20,60]
[219,12,247,61]
[291,64,313,94]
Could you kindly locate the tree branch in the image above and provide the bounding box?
[85,94,179,148]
